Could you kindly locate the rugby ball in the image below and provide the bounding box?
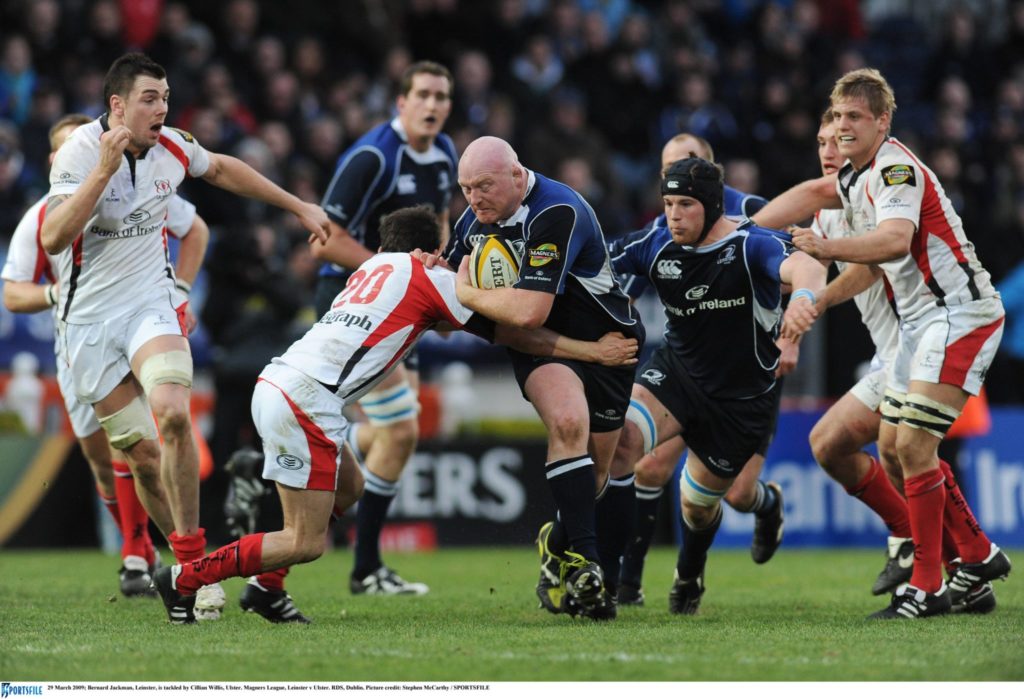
[468,235,521,289]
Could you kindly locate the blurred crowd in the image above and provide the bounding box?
[2,0,1024,401]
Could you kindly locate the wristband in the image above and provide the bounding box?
[175,279,192,295]
[790,288,816,306]
[45,284,57,306]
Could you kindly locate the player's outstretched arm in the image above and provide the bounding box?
[753,174,840,229]
[202,153,330,243]
[816,263,883,314]
[793,218,913,264]
[41,126,131,254]
[3,280,56,314]
[310,220,375,269]
[495,327,639,366]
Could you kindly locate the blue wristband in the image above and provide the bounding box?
[791,288,816,305]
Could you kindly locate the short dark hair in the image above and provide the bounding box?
[103,53,166,110]
[398,60,453,97]
[379,205,441,253]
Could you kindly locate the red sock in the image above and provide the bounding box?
[942,525,959,576]
[845,457,912,538]
[256,567,289,592]
[175,533,265,595]
[905,469,947,593]
[112,461,152,562]
[98,485,120,528]
[169,528,207,564]
[937,459,991,563]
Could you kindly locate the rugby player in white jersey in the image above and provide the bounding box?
[40,54,330,619]
[3,113,206,597]
[755,68,1010,619]
[151,205,639,623]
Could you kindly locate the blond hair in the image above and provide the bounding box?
[665,133,714,162]
[48,114,92,152]
[830,68,896,119]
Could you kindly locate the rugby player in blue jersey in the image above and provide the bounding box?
[608,157,825,615]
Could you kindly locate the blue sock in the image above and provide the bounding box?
[596,474,635,596]
[352,471,398,579]
[676,505,723,580]
[620,483,662,586]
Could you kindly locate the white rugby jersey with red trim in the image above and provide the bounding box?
[812,208,899,365]
[274,252,475,404]
[2,194,197,288]
[836,138,996,321]
[47,116,210,323]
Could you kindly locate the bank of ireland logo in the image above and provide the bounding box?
[685,284,709,301]
[276,454,304,470]
[641,368,665,386]
[123,209,152,225]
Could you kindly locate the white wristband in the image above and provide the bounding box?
[45,283,57,306]
[791,288,816,306]
[175,279,192,296]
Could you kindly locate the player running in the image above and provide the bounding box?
[607,156,825,615]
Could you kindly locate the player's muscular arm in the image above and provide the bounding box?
[42,127,132,254]
[794,219,913,264]
[3,280,53,313]
[496,326,639,366]
[454,257,554,328]
[816,263,883,314]
[753,174,841,229]
[310,220,375,268]
[203,153,330,243]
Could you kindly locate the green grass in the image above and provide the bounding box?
[1,547,1021,681]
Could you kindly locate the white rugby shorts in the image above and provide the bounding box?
[850,364,887,412]
[252,362,348,491]
[56,349,100,438]
[888,296,1004,396]
[60,288,189,405]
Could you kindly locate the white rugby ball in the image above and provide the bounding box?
[468,235,521,289]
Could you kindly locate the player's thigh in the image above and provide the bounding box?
[629,383,684,448]
[633,436,686,486]
[523,362,589,433]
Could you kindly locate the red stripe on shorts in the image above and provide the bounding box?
[938,315,1004,387]
[257,378,338,491]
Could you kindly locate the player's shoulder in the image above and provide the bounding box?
[737,220,791,245]
[435,132,458,163]
[159,125,200,149]
[871,138,923,181]
[10,197,48,243]
[530,173,591,217]
[57,120,101,155]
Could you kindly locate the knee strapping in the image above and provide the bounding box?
[139,350,193,395]
[359,381,418,426]
[679,464,727,509]
[880,389,905,427]
[900,393,961,439]
[98,397,157,450]
[626,399,657,454]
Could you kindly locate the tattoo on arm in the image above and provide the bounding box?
[46,194,71,214]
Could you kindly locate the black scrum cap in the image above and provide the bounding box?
[661,157,724,242]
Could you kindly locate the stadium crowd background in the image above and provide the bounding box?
[2,0,1024,418]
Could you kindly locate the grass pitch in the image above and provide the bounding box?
[1,546,1021,682]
